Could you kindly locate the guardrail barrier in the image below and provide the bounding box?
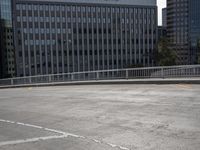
[0,65,200,86]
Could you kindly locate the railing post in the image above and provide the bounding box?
[161,68,164,78]
[63,74,65,81]
[193,68,196,76]
[96,72,99,80]
[83,73,85,81]
[29,77,32,84]
[11,79,14,85]
[71,73,74,81]
[126,69,128,79]
[49,75,51,83]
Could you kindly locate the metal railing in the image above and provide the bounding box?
[0,65,200,87]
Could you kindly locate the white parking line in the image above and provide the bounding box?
[0,135,68,147]
[44,128,66,135]
[21,123,43,129]
[0,119,65,135]
[0,119,130,150]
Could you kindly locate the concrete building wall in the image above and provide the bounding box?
[13,0,157,77]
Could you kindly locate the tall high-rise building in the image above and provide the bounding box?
[158,26,167,40]
[167,0,200,65]
[13,0,157,77]
[0,21,2,78]
[157,8,167,41]
[162,8,167,27]
[189,0,200,64]
[0,0,16,78]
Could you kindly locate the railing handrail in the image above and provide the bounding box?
[0,64,200,81]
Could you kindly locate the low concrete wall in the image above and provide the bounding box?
[0,78,200,89]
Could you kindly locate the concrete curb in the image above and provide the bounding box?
[0,78,200,89]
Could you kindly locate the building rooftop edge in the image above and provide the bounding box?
[15,0,157,6]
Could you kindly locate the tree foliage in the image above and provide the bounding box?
[156,38,177,66]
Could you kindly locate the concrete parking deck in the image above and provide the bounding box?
[0,84,200,150]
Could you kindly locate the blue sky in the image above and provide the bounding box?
[157,0,166,25]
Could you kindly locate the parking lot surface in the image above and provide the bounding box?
[0,84,200,150]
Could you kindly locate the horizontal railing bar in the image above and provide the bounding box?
[1,64,200,81]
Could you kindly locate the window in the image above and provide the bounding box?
[30,40,33,45]
[56,6,60,11]
[29,17,32,22]
[36,40,39,45]
[18,40,22,45]
[28,5,32,10]
[16,4,20,10]
[23,16,26,22]
[39,5,42,11]
[34,5,37,11]
[22,4,26,10]
[17,16,20,22]
[45,5,49,11]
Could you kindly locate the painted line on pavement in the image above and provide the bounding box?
[0,119,130,150]
[0,135,68,147]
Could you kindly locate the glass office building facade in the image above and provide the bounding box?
[162,8,167,27]
[167,0,189,65]
[167,0,200,65]
[189,0,200,64]
[0,0,15,78]
[0,19,2,78]
[13,0,157,77]
[0,0,12,26]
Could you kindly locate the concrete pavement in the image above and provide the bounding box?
[0,84,200,150]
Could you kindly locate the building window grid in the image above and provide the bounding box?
[15,3,156,76]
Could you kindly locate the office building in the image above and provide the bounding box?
[13,0,157,77]
[158,26,167,40]
[167,0,200,65]
[0,22,2,78]
[0,0,16,78]
[162,8,167,27]
[189,0,200,64]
